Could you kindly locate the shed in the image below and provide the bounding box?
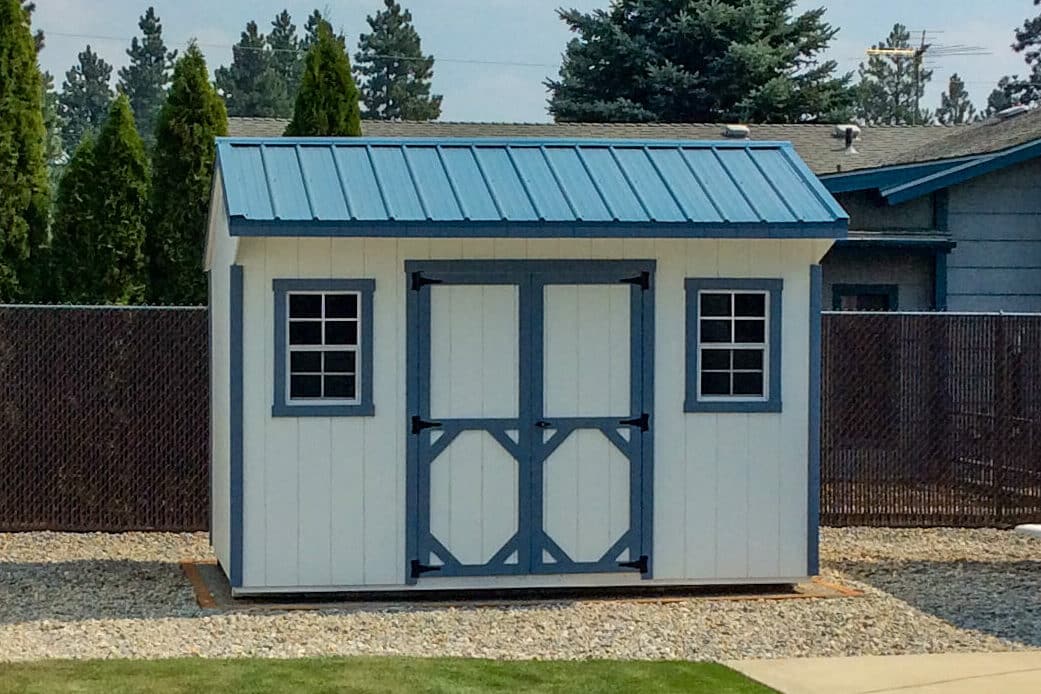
[205,137,847,595]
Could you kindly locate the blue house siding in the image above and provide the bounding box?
[821,246,936,311]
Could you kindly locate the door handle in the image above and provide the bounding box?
[534,420,553,429]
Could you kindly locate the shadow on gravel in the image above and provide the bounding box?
[832,559,1041,647]
[0,560,202,624]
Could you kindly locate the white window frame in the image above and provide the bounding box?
[285,290,362,406]
[696,289,770,404]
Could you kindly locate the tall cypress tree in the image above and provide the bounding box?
[0,0,49,300]
[59,45,114,152]
[118,6,177,148]
[302,9,345,51]
[936,74,977,125]
[855,24,933,125]
[215,21,292,117]
[285,21,362,136]
[147,43,227,305]
[268,10,303,101]
[355,0,441,120]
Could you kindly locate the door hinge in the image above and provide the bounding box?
[619,555,649,573]
[410,271,443,291]
[411,415,443,435]
[620,271,650,290]
[619,413,650,431]
[410,559,442,578]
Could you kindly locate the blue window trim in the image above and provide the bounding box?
[684,277,783,413]
[832,283,899,311]
[272,278,375,417]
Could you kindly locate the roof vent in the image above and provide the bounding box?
[833,124,861,140]
[997,105,1030,120]
[722,124,750,139]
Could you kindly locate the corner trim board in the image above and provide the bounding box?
[808,264,822,576]
[229,264,244,588]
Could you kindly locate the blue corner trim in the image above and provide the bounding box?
[683,277,783,413]
[934,251,949,311]
[832,284,899,311]
[820,156,982,193]
[808,264,822,576]
[271,278,375,417]
[229,264,244,588]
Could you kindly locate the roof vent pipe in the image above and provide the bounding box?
[722,124,750,139]
[833,124,861,140]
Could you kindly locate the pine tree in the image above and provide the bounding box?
[0,0,49,300]
[268,10,303,101]
[936,74,977,124]
[989,1,1041,110]
[285,21,362,136]
[355,0,441,120]
[215,21,292,117]
[50,96,149,303]
[302,9,345,51]
[547,0,852,123]
[147,43,227,305]
[118,6,177,148]
[59,45,114,152]
[855,24,933,125]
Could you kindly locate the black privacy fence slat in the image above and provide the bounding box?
[0,306,209,531]
[821,312,1041,528]
[3,307,1041,531]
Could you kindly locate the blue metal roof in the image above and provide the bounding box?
[215,137,847,238]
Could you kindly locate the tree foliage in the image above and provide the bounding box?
[215,21,292,118]
[59,45,114,152]
[49,96,149,303]
[936,74,976,124]
[855,24,933,125]
[546,0,853,123]
[285,21,362,136]
[147,44,228,305]
[988,0,1041,110]
[268,10,303,99]
[118,6,177,147]
[355,0,441,120]
[302,9,345,51]
[0,0,49,300]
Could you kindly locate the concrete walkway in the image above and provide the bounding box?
[727,653,1041,693]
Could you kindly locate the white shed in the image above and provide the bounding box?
[205,136,846,595]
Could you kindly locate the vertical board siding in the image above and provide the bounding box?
[236,236,820,589]
[209,189,233,570]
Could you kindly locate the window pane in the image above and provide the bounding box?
[734,293,766,317]
[701,348,730,370]
[325,321,358,345]
[733,372,764,396]
[290,351,321,372]
[701,372,730,396]
[290,374,322,398]
[324,375,356,399]
[700,293,731,317]
[324,351,355,373]
[326,293,358,319]
[734,319,765,343]
[700,319,732,343]
[733,349,763,370]
[289,321,322,345]
[289,294,321,318]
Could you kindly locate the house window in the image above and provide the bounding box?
[684,278,783,413]
[832,284,898,311]
[273,279,375,417]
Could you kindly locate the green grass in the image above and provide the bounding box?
[0,656,773,693]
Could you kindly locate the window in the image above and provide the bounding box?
[832,284,898,312]
[273,279,375,417]
[684,278,782,413]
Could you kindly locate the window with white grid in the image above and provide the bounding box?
[697,290,769,400]
[286,292,361,403]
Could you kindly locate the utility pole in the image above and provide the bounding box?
[866,33,929,125]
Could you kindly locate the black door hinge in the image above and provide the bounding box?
[411,271,443,291]
[619,555,649,573]
[411,415,443,435]
[620,271,650,290]
[410,559,442,578]
[619,413,650,431]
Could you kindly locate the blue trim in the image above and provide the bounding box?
[808,265,822,576]
[220,136,819,148]
[832,284,899,311]
[271,278,375,417]
[882,138,1041,205]
[230,218,848,240]
[934,251,949,311]
[229,264,244,588]
[821,156,982,193]
[834,237,955,251]
[683,278,783,413]
[934,189,949,233]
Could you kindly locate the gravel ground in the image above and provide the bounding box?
[1,528,1039,662]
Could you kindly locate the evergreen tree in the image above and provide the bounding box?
[989,1,1041,110]
[302,9,345,51]
[547,0,852,123]
[268,10,303,101]
[21,1,42,52]
[855,24,933,125]
[285,21,362,136]
[355,0,441,120]
[215,21,292,117]
[147,43,227,305]
[936,74,976,124]
[0,0,49,300]
[59,45,114,152]
[118,6,177,147]
[985,77,1018,116]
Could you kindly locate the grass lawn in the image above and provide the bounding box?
[0,656,773,693]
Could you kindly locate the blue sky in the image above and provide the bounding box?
[33,0,1035,122]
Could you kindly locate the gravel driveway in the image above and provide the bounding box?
[1,528,1039,662]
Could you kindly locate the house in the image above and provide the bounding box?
[205,135,847,594]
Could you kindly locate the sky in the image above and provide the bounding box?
[31,0,1036,122]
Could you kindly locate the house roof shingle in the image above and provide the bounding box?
[882,107,1041,166]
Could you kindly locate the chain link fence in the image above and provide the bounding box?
[0,306,209,531]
